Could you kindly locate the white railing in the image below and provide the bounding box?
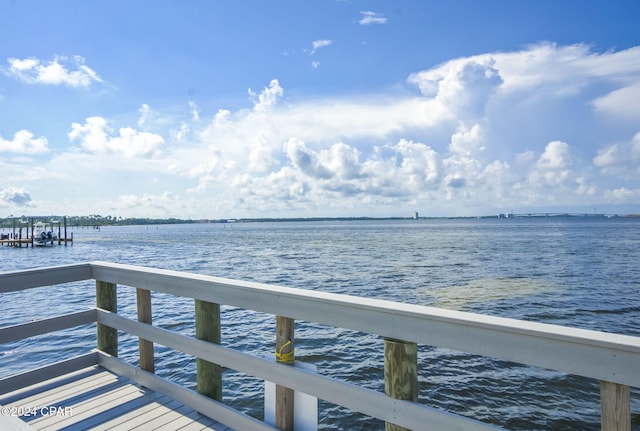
[1,261,638,430]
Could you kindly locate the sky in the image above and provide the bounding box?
[1,1,640,219]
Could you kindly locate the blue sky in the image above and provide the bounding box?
[1,1,640,218]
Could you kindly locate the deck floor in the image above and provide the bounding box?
[0,366,231,431]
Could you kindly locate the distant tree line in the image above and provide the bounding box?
[2,213,638,229]
[0,215,197,229]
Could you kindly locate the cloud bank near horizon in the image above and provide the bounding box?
[2,43,640,217]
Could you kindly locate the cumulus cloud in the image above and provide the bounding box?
[280,138,440,199]
[189,101,200,122]
[0,187,33,207]
[408,58,503,122]
[69,115,164,158]
[0,130,48,154]
[5,55,103,87]
[284,138,333,179]
[449,124,484,157]
[137,104,157,129]
[308,39,332,55]
[537,141,572,169]
[604,187,640,203]
[182,41,640,216]
[359,11,387,25]
[248,79,284,112]
[592,83,640,121]
[409,42,640,118]
[527,141,574,187]
[13,43,640,218]
[593,132,640,178]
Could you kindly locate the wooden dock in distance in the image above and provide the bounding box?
[0,238,33,247]
[0,216,73,248]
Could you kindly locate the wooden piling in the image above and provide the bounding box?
[136,288,154,373]
[30,218,34,248]
[64,216,69,245]
[275,316,295,431]
[96,281,118,357]
[384,337,418,431]
[601,381,631,431]
[195,299,222,401]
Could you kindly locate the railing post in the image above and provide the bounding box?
[275,316,295,431]
[96,280,117,357]
[384,337,418,431]
[600,380,631,431]
[136,288,154,373]
[195,299,222,401]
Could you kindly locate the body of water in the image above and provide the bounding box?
[1,218,639,430]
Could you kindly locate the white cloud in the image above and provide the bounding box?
[69,116,164,158]
[394,139,440,190]
[0,187,33,207]
[308,39,332,55]
[281,138,440,199]
[248,79,284,112]
[593,132,640,178]
[189,101,200,122]
[5,55,103,87]
[284,138,332,179]
[604,187,640,203]
[409,42,640,110]
[0,130,48,154]
[408,58,503,124]
[537,140,572,169]
[592,83,640,121]
[171,122,191,142]
[359,11,387,26]
[180,41,640,216]
[137,104,156,129]
[9,43,640,218]
[525,141,573,187]
[449,124,484,157]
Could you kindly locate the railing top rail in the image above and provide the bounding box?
[0,263,91,294]
[88,261,640,386]
[2,261,640,387]
[88,261,640,346]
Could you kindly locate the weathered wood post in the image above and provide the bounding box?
[195,299,222,401]
[275,316,295,431]
[384,338,418,431]
[136,288,154,373]
[600,381,631,431]
[96,281,117,357]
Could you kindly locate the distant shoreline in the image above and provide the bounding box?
[1,213,638,228]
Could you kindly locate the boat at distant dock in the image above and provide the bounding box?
[33,221,58,246]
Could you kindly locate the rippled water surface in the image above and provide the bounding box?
[2,218,639,430]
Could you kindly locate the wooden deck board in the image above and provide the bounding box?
[153,409,219,431]
[5,370,119,410]
[1,366,228,431]
[100,398,187,430]
[125,403,194,430]
[89,395,175,430]
[33,383,147,429]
